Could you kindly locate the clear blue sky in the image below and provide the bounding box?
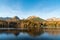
[0,0,60,19]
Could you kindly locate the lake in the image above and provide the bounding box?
[0,32,60,40]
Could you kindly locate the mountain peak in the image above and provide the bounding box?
[46,17,60,21]
[27,16,45,22]
[13,16,20,20]
[27,16,39,19]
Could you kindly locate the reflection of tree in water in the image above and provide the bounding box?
[13,27,44,36]
[26,27,44,37]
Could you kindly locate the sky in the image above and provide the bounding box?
[0,0,60,19]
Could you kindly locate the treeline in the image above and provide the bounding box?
[0,19,60,29]
[0,19,44,31]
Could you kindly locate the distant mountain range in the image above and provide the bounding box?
[0,16,60,21]
[0,16,20,20]
[0,17,11,20]
[46,17,60,21]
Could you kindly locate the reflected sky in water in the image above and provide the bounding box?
[0,32,60,40]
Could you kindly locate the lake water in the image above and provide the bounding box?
[0,32,60,40]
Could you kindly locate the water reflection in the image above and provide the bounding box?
[17,32,60,40]
[0,27,60,40]
[0,32,60,40]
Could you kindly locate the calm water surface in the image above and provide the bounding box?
[0,32,60,40]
